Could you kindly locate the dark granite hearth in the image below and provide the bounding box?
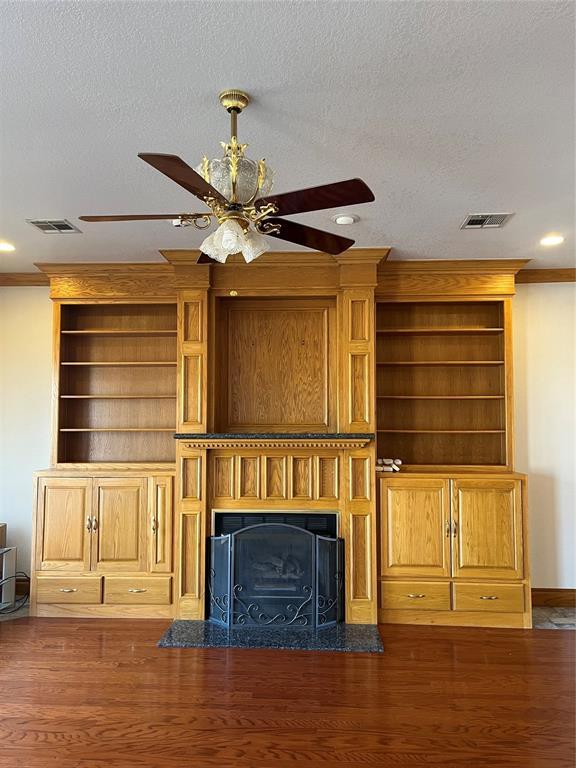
[158,621,384,653]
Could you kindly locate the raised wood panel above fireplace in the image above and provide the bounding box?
[214,297,337,433]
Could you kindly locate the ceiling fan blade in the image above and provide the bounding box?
[138,153,227,205]
[256,178,374,217]
[79,214,186,222]
[262,218,354,255]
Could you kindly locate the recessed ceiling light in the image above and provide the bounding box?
[540,234,565,247]
[0,241,15,252]
[331,214,360,226]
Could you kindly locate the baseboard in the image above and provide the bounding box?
[531,588,576,608]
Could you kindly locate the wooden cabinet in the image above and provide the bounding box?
[92,478,147,572]
[380,478,450,578]
[32,471,174,617]
[452,478,523,580]
[35,477,92,572]
[378,474,530,628]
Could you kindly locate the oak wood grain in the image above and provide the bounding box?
[0,618,572,768]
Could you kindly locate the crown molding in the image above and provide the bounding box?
[161,247,391,268]
[0,272,49,286]
[516,268,575,284]
[381,259,531,275]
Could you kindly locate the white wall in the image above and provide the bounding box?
[0,288,52,571]
[0,284,574,587]
[514,283,576,588]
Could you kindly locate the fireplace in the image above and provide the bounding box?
[208,514,344,629]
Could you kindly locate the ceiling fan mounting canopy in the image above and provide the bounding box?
[218,89,250,112]
[79,89,375,260]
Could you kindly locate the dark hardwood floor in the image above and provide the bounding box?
[0,618,573,768]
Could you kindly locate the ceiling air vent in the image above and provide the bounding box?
[27,219,82,234]
[461,213,513,230]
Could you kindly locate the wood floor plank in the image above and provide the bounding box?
[0,618,573,767]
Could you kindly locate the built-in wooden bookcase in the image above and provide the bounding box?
[56,303,177,463]
[375,301,510,468]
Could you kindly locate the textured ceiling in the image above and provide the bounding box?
[0,0,574,272]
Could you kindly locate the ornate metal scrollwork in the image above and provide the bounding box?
[232,583,312,627]
[207,568,230,625]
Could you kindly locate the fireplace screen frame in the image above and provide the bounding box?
[207,522,344,630]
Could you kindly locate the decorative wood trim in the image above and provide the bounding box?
[34,263,177,299]
[178,437,372,450]
[162,248,390,268]
[516,268,576,284]
[532,588,576,607]
[0,273,49,286]
[382,260,530,275]
[376,259,531,299]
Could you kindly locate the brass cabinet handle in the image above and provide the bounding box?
[91,516,98,531]
[128,588,147,593]
[86,516,92,532]
[151,517,158,534]
[407,593,426,599]
[445,522,451,538]
[452,520,458,538]
[480,595,499,600]
[59,588,77,593]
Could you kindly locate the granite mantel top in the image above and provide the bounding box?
[175,433,375,449]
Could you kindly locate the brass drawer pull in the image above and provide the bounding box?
[407,593,426,599]
[86,516,92,532]
[480,595,499,600]
[127,588,147,593]
[59,588,77,593]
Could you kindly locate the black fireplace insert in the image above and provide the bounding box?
[207,521,344,629]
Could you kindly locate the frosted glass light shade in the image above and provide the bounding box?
[200,220,270,264]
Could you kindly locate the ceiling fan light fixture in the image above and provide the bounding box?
[200,219,270,264]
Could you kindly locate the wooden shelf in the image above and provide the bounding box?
[60,395,176,399]
[377,429,506,434]
[377,395,505,400]
[61,329,176,336]
[377,361,505,366]
[61,361,177,366]
[59,428,175,433]
[377,327,504,334]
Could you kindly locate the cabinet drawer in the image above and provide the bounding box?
[380,581,451,611]
[104,576,172,605]
[36,576,102,604]
[452,583,525,613]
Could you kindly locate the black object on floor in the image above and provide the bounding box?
[158,620,384,653]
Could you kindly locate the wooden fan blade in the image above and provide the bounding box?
[79,214,185,222]
[138,153,227,205]
[262,218,354,255]
[256,178,374,217]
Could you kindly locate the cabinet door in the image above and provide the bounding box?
[35,478,92,571]
[451,479,523,580]
[92,478,147,572]
[380,478,451,578]
[149,476,173,573]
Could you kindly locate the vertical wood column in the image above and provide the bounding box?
[177,444,207,618]
[338,288,375,433]
[178,290,208,432]
[343,447,377,623]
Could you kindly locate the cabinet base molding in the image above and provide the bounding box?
[378,609,531,629]
[531,588,576,607]
[34,604,175,619]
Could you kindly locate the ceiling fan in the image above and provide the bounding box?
[80,89,375,263]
